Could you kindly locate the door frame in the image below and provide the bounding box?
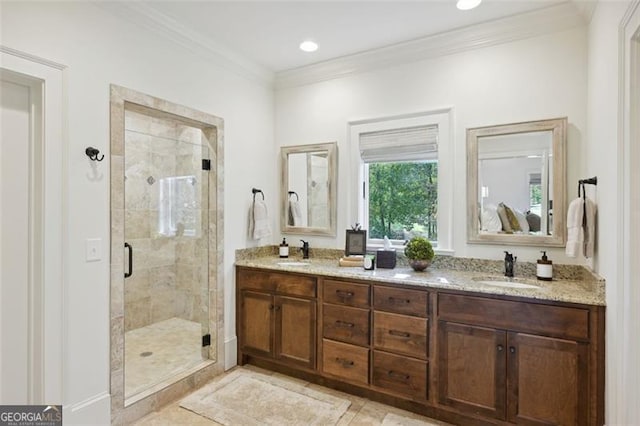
[0,46,65,404]
[618,1,640,422]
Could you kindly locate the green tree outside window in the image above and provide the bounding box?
[368,162,438,241]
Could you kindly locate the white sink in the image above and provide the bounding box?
[276,261,310,267]
[473,277,541,289]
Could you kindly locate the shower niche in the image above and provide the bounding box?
[110,86,224,424]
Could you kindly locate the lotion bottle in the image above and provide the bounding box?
[536,251,553,281]
[279,238,289,258]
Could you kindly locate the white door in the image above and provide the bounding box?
[0,72,40,404]
[0,48,64,405]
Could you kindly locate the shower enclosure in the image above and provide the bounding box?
[123,107,211,399]
[110,85,224,424]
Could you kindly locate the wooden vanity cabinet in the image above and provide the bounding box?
[437,292,596,425]
[321,279,371,385]
[372,285,429,401]
[236,267,605,426]
[237,267,317,369]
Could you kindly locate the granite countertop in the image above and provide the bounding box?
[235,250,605,307]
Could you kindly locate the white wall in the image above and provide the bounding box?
[276,26,588,265]
[587,1,635,424]
[1,2,275,424]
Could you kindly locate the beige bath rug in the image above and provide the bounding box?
[382,412,448,426]
[180,368,351,425]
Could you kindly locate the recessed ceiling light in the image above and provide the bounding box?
[299,40,318,52]
[456,0,482,10]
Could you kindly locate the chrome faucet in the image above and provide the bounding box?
[504,251,516,277]
[300,240,310,259]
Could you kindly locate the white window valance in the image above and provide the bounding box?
[359,124,438,163]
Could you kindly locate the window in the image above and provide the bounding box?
[349,110,453,252]
[365,161,438,241]
[528,172,542,216]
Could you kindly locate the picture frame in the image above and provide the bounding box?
[345,230,367,256]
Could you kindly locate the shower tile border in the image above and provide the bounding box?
[110,85,225,425]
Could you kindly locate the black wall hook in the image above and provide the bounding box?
[85,147,104,162]
[252,188,264,201]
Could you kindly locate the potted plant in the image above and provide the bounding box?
[404,236,435,272]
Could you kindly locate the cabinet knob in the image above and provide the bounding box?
[335,357,354,367]
[389,329,411,338]
[497,345,504,352]
[388,297,410,304]
[274,305,281,311]
[509,346,516,354]
[387,370,410,381]
[336,290,354,298]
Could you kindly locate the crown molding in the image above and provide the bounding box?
[275,2,586,90]
[571,0,598,24]
[95,2,274,87]
[0,45,66,70]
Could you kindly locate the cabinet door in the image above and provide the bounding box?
[507,332,588,425]
[438,321,506,420]
[240,290,274,357]
[275,295,316,369]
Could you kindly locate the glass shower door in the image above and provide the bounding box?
[123,110,210,402]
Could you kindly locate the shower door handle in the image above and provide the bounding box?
[124,242,133,278]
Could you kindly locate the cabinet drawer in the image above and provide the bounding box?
[323,304,370,346]
[324,280,370,308]
[372,350,427,400]
[374,286,428,317]
[437,293,590,341]
[322,339,369,385]
[237,268,316,298]
[374,311,428,360]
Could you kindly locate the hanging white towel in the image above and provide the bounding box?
[565,197,584,258]
[289,200,303,226]
[250,198,271,240]
[583,197,596,258]
[565,196,597,258]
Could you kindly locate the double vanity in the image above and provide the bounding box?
[235,253,605,426]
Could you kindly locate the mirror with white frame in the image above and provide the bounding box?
[281,142,337,236]
[467,117,567,247]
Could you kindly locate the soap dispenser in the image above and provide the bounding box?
[536,251,553,281]
[279,238,289,258]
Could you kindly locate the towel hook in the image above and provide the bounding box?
[85,146,104,162]
[288,191,299,201]
[578,176,598,197]
[252,188,264,201]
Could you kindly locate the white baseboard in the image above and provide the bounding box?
[63,392,110,425]
[224,336,237,371]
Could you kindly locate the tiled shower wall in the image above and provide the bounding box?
[124,111,208,332]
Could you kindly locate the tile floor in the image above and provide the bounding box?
[134,365,453,425]
[125,317,204,398]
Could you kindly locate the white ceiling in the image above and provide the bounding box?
[135,0,580,73]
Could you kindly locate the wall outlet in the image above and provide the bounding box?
[86,238,102,262]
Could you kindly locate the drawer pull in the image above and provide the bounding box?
[335,357,355,367]
[389,330,410,338]
[387,370,410,381]
[388,297,410,304]
[335,320,355,328]
[336,290,355,298]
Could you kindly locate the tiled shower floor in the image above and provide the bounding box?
[125,317,204,398]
